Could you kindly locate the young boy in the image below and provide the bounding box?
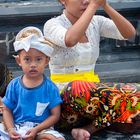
[0,26,65,140]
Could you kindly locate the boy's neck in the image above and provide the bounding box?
[22,74,44,88]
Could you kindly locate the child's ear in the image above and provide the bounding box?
[45,57,50,67]
[13,55,22,67]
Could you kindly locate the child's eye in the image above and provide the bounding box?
[37,58,43,61]
[24,57,30,62]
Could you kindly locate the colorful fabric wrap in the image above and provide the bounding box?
[55,80,140,132]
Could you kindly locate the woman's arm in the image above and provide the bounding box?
[65,0,107,47]
[103,3,136,39]
[65,1,99,47]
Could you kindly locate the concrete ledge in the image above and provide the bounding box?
[0,2,62,17]
[0,1,139,17]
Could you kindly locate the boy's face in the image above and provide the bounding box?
[16,48,49,78]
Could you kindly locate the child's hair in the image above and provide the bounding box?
[15,26,43,41]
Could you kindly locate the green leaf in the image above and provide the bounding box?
[75,97,87,107]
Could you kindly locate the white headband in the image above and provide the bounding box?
[13,34,54,57]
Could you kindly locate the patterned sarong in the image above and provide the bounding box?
[55,80,140,131]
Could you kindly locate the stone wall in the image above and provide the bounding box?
[0,31,15,56]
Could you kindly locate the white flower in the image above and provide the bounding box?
[67,114,78,124]
[86,103,96,114]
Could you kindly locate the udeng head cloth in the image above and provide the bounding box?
[13,26,54,57]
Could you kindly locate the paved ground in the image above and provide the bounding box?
[63,128,140,140]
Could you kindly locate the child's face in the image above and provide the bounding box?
[16,48,49,78]
[60,0,89,19]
